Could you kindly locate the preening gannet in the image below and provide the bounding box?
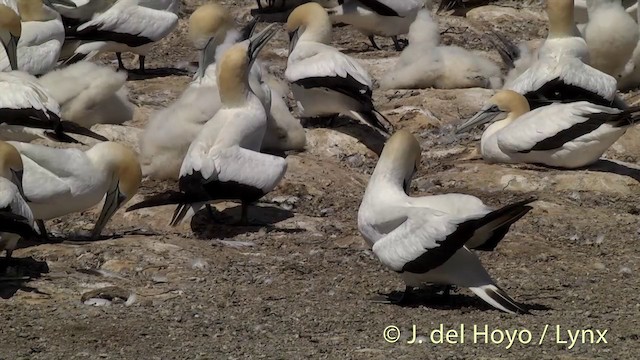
[358,130,533,313]
[456,90,640,168]
[129,25,287,226]
[38,61,134,127]
[506,0,621,110]
[0,4,107,143]
[286,2,393,135]
[380,8,502,90]
[0,0,75,75]
[11,141,141,238]
[581,0,639,77]
[0,141,35,260]
[63,0,179,72]
[327,0,424,51]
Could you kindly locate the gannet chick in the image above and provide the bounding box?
[457,90,640,168]
[129,25,287,226]
[581,0,639,77]
[0,0,75,75]
[0,141,35,260]
[0,4,107,143]
[506,0,621,110]
[327,0,424,51]
[358,130,533,313]
[63,0,179,72]
[574,0,637,23]
[286,3,393,135]
[38,61,134,127]
[11,141,141,238]
[381,8,502,90]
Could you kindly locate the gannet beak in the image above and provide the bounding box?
[248,23,278,62]
[456,104,505,134]
[91,185,127,239]
[288,28,300,54]
[10,169,29,202]
[44,0,77,8]
[196,35,217,80]
[2,33,18,71]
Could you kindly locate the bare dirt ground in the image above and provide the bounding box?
[2,0,640,359]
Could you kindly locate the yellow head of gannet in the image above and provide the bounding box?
[456,90,530,133]
[0,5,21,71]
[18,0,76,21]
[0,140,27,199]
[188,3,233,50]
[286,2,332,49]
[217,23,278,107]
[87,142,142,239]
[376,130,421,192]
[547,0,578,38]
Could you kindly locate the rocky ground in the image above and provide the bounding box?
[1,0,640,359]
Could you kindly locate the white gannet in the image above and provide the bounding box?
[456,90,640,168]
[358,130,533,313]
[11,141,141,238]
[574,0,637,23]
[0,141,35,260]
[141,5,303,180]
[327,0,424,51]
[380,8,502,90]
[38,61,134,127]
[506,0,621,110]
[63,0,179,72]
[581,0,639,77]
[129,25,287,226]
[0,4,107,143]
[0,0,75,75]
[286,3,393,134]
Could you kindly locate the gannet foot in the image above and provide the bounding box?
[368,35,381,50]
[391,36,408,51]
[371,286,414,304]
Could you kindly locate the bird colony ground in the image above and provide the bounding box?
[2,0,640,359]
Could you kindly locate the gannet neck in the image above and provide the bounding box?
[547,0,578,38]
[217,44,251,107]
[287,3,332,44]
[369,130,421,196]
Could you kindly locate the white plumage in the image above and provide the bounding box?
[327,0,424,50]
[38,61,134,127]
[574,0,637,23]
[138,0,180,14]
[381,9,502,90]
[358,130,533,313]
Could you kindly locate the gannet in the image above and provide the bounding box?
[506,0,621,110]
[574,0,637,23]
[129,25,287,226]
[0,0,75,75]
[358,130,533,313]
[63,0,179,72]
[326,0,424,51]
[138,0,180,14]
[0,4,107,143]
[11,141,141,238]
[581,0,639,77]
[380,8,502,90]
[141,5,303,180]
[286,2,393,135]
[38,61,134,127]
[0,141,35,260]
[456,90,640,168]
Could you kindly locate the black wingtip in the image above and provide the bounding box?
[59,121,108,141]
[437,0,460,13]
[362,110,395,136]
[486,285,530,315]
[0,213,39,240]
[45,130,81,144]
[126,191,186,212]
[470,197,537,252]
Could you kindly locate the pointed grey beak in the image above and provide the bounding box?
[3,34,19,71]
[196,36,217,80]
[288,28,301,54]
[10,169,29,202]
[249,23,278,62]
[43,0,77,8]
[91,185,126,239]
[456,104,505,134]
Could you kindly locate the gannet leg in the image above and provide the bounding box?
[36,220,49,242]
[370,285,414,304]
[138,55,146,73]
[116,52,127,71]
[368,35,381,50]
[391,36,408,51]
